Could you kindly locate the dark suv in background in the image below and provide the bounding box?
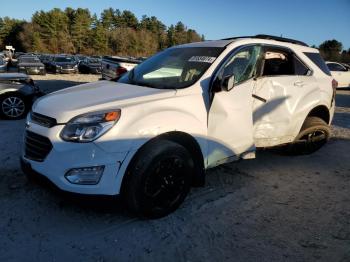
[47,55,78,74]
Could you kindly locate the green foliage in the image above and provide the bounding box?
[318,39,349,63]
[0,17,25,50]
[0,7,203,56]
[319,39,343,61]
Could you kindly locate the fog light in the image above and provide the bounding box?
[65,166,104,185]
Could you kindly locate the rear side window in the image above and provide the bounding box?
[304,52,331,76]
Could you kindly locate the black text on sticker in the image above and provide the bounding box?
[189,56,216,63]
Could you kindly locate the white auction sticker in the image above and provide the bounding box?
[188,56,216,63]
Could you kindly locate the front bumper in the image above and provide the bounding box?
[19,68,45,75]
[21,123,129,195]
[57,68,78,74]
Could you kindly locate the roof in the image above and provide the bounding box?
[174,35,311,50]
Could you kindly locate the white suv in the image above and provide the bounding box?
[21,35,336,218]
[326,61,350,88]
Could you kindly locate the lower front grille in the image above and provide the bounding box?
[24,131,53,162]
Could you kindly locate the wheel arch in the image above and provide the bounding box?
[0,89,22,96]
[120,131,206,196]
[306,105,330,124]
[289,103,331,144]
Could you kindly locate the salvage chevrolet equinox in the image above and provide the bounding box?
[21,35,336,218]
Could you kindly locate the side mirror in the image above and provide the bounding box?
[222,75,235,91]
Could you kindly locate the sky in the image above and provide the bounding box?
[0,0,349,49]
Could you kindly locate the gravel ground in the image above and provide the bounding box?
[0,75,349,262]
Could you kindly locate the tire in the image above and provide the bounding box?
[286,116,330,155]
[124,139,194,218]
[0,93,28,120]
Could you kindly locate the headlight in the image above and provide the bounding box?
[60,110,121,143]
[19,66,25,69]
[74,64,78,68]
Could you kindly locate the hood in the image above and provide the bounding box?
[33,81,176,123]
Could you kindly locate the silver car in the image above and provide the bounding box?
[0,73,43,119]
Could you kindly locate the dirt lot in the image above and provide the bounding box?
[0,74,349,262]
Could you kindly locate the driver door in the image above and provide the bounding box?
[207,45,261,167]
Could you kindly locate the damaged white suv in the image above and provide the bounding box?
[21,35,336,218]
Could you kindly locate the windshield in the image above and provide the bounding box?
[54,57,75,63]
[19,57,40,63]
[88,58,101,64]
[118,47,224,89]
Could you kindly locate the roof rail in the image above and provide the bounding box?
[221,34,309,47]
[254,34,309,47]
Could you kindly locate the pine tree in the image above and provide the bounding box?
[1,7,204,55]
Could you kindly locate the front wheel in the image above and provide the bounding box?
[124,139,194,218]
[286,117,330,155]
[0,94,27,120]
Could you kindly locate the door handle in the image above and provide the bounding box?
[294,81,305,87]
[252,94,267,103]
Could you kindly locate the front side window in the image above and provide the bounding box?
[262,48,311,77]
[262,50,294,76]
[118,47,224,89]
[214,45,262,88]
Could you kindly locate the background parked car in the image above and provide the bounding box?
[0,73,43,119]
[78,57,102,74]
[0,57,8,73]
[47,55,78,74]
[101,56,141,80]
[18,55,46,75]
[326,61,350,88]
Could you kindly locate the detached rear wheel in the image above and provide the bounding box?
[124,139,194,218]
[287,117,330,155]
[0,94,27,120]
